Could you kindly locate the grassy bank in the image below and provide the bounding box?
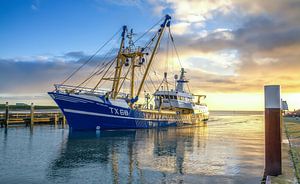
[284,117,300,183]
[0,104,58,111]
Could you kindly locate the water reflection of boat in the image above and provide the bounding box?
[49,130,136,168]
[47,126,208,183]
[150,124,208,174]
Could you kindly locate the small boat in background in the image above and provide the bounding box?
[48,15,209,130]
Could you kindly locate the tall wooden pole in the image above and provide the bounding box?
[4,102,9,128]
[30,103,34,127]
[264,85,282,176]
[130,56,136,99]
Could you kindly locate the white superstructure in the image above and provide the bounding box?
[154,68,208,115]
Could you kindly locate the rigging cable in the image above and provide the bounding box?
[96,64,117,90]
[169,27,192,93]
[187,83,192,93]
[142,77,165,108]
[79,56,116,89]
[92,57,116,91]
[142,31,159,52]
[133,17,164,44]
[168,27,183,68]
[92,18,163,95]
[81,47,117,88]
[61,28,122,85]
[116,62,132,94]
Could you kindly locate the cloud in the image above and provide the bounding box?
[0,58,70,93]
[145,0,300,93]
[155,0,233,23]
[0,51,118,93]
[3,0,300,96]
[206,79,235,84]
[64,51,86,59]
[31,0,40,11]
[171,22,191,35]
[31,4,38,10]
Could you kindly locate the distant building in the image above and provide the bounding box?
[281,100,289,115]
[281,100,288,111]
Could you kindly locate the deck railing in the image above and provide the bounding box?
[54,84,128,98]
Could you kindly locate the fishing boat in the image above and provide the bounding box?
[48,15,209,130]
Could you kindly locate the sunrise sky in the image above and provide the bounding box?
[1,0,300,111]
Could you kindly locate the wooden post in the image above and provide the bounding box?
[30,103,34,127]
[62,115,66,128]
[264,85,282,176]
[54,114,58,126]
[4,102,9,128]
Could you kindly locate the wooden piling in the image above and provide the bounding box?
[54,114,58,125]
[4,102,9,128]
[264,85,282,176]
[62,115,66,128]
[30,103,34,126]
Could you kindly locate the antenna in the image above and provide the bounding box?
[127,28,136,52]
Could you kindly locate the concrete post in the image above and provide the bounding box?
[264,85,282,176]
[30,103,34,127]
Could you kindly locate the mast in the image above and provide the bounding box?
[176,68,188,92]
[135,15,171,101]
[130,56,136,98]
[111,25,127,99]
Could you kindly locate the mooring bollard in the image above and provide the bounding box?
[264,85,282,176]
[4,102,9,128]
[30,103,34,127]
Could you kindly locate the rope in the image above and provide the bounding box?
[92,57,116,91]
[169,27,183,68]
[61,28,122,85]
[187,83,191,93]
[79,56,116,89]
[142,64,157,92]
[169,28,192,93]
[142,77,164,109]
[133,17,164,44]
[81,47,117,88]
[166,27,169,73]
[117,62,132,94]
[142,32,159,51]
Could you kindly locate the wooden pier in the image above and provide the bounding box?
[0,102,66,128]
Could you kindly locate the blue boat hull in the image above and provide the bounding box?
[48,92,206,130]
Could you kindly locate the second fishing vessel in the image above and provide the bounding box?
[49,15,209,130]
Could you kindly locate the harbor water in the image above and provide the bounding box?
[0,111,264,184]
